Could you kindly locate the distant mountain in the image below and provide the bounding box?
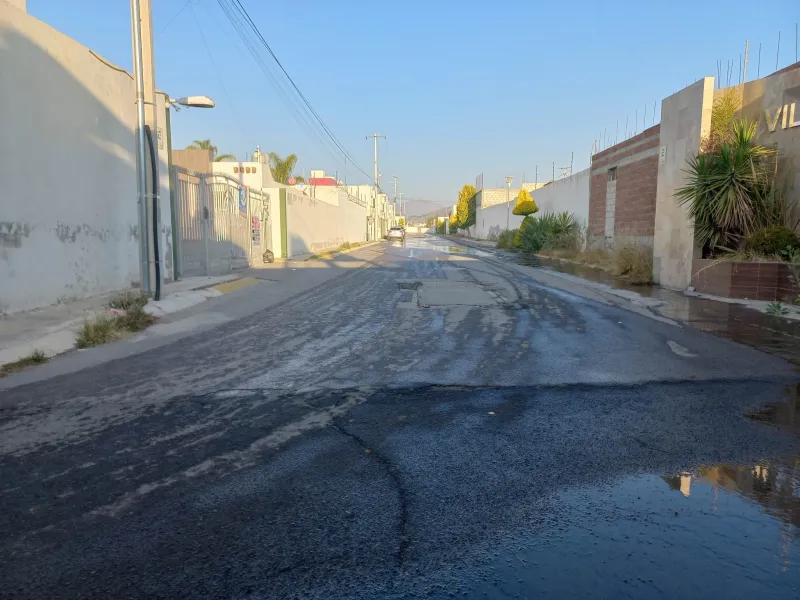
[403,198,452,220]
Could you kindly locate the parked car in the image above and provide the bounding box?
[386,227,405,241]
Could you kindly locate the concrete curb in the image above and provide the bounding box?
[0,275,255,368]
[303,240,382,261]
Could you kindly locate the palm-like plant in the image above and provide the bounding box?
[676,119,780,254]
[186,139,237,163]
[187,139,217,155]
[269,152,306,185]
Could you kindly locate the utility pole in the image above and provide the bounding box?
[366,133,385,240]
[131,0,161,298]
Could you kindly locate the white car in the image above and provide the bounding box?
[387,227,405,241]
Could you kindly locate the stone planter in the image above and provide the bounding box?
[691,259,799,301]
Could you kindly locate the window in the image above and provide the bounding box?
[233,167,239,173]
[608,167,617,182]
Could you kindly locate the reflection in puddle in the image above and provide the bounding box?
[504,246,800,365]
[464,460,800,598]
[746,384,800,435]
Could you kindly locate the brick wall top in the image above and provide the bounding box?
[591,124,660,167]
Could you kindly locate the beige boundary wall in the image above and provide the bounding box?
[472,169,590,240]
[0,3,172,314]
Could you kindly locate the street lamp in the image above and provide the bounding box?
[505,175,514,230]
[169,96,216,111]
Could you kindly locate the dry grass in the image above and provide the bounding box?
[108,291,150,311]
[0,349,48,378]
[76,316,124,348]
[539,242,653,284]
[614,242,654,284]
[76,306,157,349]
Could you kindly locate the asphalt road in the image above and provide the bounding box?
[1,236,799,599]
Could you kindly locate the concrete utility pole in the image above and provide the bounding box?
[392,175,398,212]
[366,134,385,240]
[131,0,160,298]
[505,176,513,231]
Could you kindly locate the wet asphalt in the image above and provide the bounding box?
[1,236,799,599]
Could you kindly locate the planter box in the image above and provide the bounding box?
[691,259,799,301]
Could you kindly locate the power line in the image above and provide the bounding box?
[213,0,373,182]
[157,0,194,37]
[212,0,350,174]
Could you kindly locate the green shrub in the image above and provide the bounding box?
[746,226,799,256]
[512,189,538,216]
[496,229,518,250]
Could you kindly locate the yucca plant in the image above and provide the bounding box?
[676,119,781,254]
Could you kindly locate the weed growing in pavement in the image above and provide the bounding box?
[0,349,48,378]
[765,302,789,317]
[108,291,150,311]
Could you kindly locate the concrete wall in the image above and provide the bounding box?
[472,171,589,240]
[731,62,800,229]
[474,202,523,240]
[0,5,172,314]
[173,149,212,174]
[530,168,591,225]
[589,125,660,247]
[3,0,25,12]
[284,188,368,257]
[653,78,714,289]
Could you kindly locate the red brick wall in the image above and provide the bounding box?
[589,124,660,244]
[614,155,659,236]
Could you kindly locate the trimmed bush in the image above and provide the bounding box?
[512,189,538,216]
[746,226,799,256]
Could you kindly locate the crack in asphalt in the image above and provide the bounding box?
[329,420,411,569]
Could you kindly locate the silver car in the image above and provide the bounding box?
[387,227,405,241]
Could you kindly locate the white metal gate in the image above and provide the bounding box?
[173,167,271,277]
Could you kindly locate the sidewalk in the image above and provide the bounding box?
[0,273,247,367]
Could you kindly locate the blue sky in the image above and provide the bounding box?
[28,0,799,213]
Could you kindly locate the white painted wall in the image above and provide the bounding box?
[652,78,713,289]
[475,203,523,240]
[285,189,368,257]
[472,169,590,239]
[0,6,172,314]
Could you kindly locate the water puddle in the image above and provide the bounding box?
[505,249,800,365]
[746,384,800,435]
[457,458,800,598]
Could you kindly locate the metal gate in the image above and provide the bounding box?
[173,167,272,277]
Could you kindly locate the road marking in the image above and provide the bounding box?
[212,277,260,294]
[408,249,415,258]
[667,340,697,358]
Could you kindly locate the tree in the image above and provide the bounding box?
[269,152,306,185]
[513,188,538,216]
[186,139,236,162]
[397,217,406,227]
[455,184,477,228]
